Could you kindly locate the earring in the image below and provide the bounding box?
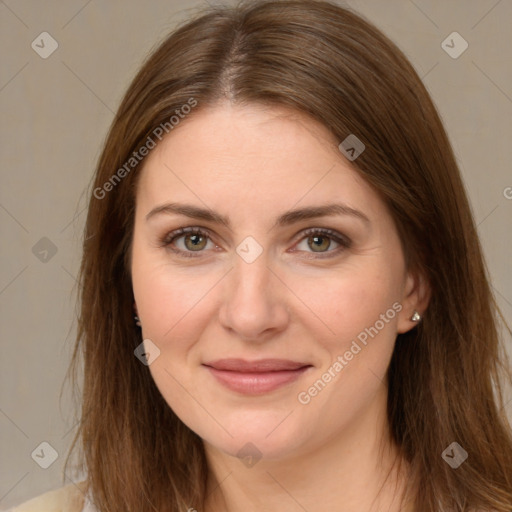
[411,311,421,322]
[133,302,141,327]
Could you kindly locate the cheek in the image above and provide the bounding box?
[131,242,217,345]
[292,262,402,350]
[293,270,401,428]
[131,259,214,428]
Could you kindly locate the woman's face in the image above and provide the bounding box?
[131,102,422,462]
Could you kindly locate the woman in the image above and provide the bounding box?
[11,0,512,510]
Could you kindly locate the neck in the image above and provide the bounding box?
[202,385,414,512]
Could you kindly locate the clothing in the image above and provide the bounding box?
[5,481,97,512]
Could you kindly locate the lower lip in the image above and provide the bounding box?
[205,366,311,394]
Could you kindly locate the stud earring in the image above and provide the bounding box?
[411,311,421,322]
[133,302,142,327]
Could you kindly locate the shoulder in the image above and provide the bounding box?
[7,481,88,512]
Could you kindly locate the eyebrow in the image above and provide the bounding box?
[145,202,370,229]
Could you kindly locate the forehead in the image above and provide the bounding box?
[135,103,382,222]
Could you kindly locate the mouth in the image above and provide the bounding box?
[202,358,313,395]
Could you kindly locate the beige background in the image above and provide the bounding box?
[1,0,511,508]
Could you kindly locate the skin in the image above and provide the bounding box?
[130,102,430,512]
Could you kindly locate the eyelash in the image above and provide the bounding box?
[159,227,351,259]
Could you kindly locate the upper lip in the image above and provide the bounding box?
[203,358,311,372]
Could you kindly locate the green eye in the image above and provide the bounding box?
[294,228,351,258]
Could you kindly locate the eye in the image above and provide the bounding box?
[160,227,215,258]
[159,227,351,259]
[292,228,351,259]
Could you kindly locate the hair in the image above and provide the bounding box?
[63,0,512,510]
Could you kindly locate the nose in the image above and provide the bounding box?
[218,253,290,343]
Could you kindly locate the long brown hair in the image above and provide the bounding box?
[64,1,512,510]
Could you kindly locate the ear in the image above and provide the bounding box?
[396,269,431,334]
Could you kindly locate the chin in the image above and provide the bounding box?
[195,409,313,463]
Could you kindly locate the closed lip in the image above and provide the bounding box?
[202,358,311,372]
[203,358,313,395]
